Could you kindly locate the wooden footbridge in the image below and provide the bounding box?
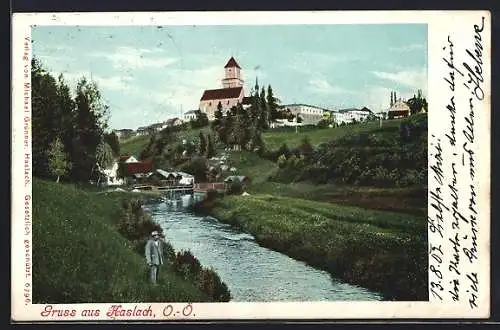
[133,183,227,195]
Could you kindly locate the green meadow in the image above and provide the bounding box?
[32,179,212,303]
[210,194,427,300]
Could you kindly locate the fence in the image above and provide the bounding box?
[193,182,227,192]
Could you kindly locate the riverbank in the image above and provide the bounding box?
[32,178,228,303]
[208,194,428,301]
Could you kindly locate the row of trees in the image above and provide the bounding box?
[198,131,216,159]
[406,89,428,115]
[32,57,119,183]
[211,82,280,151]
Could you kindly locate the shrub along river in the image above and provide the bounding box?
[143,202,382,302]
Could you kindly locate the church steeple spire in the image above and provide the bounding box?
[222,56,244,88]
[224,56,241,69]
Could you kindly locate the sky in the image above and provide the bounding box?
[32,24,427,130]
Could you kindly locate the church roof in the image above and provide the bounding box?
[389,100,410,112]
[224,57,241,69]
[200,87,243,101]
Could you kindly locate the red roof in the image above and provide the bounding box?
[224,57,241,69]
[200,87,243,101]
[388,110,409,117]
[119,155,132,162]
[126,160,153,175]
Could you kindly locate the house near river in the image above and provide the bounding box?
[147,169,195,186]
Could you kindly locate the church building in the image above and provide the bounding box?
[199,57,248,120]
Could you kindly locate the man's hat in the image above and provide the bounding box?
[151,231,159,236]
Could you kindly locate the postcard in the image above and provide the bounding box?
[11,10,491,321]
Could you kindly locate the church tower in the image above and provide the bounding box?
[221,57,244,88]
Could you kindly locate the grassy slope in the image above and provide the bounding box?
[120,135,150,157]
[226,151,276,185]
[247,181,427,216]
[210,195,427,300]
[119,127,212,159]
[262,119,404,150]
[120,119,405,158]
[33,178,208,303]
[175,127,211,141]
[227,118,426,216]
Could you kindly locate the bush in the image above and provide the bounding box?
[173,251,231,302]
[116,198,163,242]
[227,182,243,195]
[269,118,427,187]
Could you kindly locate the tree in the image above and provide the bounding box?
[250,126,265,154]
[96,140,115,170]
[71,77,109,182]
[299,136,314,160]
[212,102,224,131]
[47,137,68,183]
[199,132,207,155]
[104,132,120,156]
[31,57,60,178]
[206,132,215,158]
[215,102,223,120]
[259,87,268,129]
[181,156,208,182]
[406,89,428,115]
[390,91,394,107]
[267,85,279,122]
[94,141,114,186]
[278,143,291,158]
[192,110,209,128]
[55,74,76,157]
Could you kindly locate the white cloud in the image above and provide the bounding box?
[371,69,427,92]
[148,65,222,110]
[91,46,179,69]
[94,76,133,91]
[307,78,351,95]
[389,43,425,52]
[361,86,394,112]
[289,52,361,75]
[51,70,134,95]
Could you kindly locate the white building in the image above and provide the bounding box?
[114,129,135,140]
[165,117,184,127]
[333,107,373,125]
[269,118,305,128]
[278,104,329,125]
[119,155,139,163]
[102,161,124,186]
[183,110,198,122]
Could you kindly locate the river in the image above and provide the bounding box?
[143,202,382,302]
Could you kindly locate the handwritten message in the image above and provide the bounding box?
[429,15,486,309]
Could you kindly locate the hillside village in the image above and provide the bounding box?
[105,57,427,191]
[114,57,426,140]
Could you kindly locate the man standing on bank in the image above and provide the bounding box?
[145,230,164,284]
